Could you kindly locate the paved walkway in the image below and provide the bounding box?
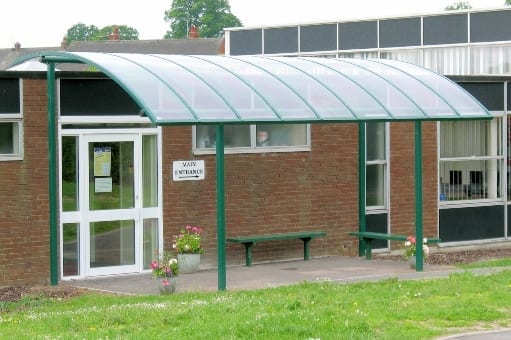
[62,255,508,294]
[62,256,511,339]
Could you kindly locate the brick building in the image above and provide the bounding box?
[1,7,510,286]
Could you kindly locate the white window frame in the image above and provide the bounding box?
[192,124,311,155]
[365,122,389,211]
[0,79,23,161]
[439,116,504,206]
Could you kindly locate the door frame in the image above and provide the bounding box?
[59,127,163,279]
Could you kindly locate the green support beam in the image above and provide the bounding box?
[216,124,226,291]
[415,121,424,272]
[47,62,58,285]
[358,122,366,256]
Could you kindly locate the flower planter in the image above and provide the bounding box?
[408,256,416,269]
[178,253,201,274]
[156,276,177,294]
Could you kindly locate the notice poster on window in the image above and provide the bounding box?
[94,147,111,177]
[95,177,113,193]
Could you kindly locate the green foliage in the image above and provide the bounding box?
[506,0,511,6]
[445,1,472,10]
[164,0,242,39]
[2,270,511,338]
[65,23,139,44]
[174,225,204,254]
[93,25,139,41]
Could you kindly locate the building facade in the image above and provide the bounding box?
[1,8,511,285]
[225,7,511,246]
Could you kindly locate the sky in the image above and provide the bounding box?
[0,0,506,49]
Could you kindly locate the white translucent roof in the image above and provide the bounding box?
[20,52,492,124]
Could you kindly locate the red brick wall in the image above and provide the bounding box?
[0,77,441,283]
[0,78,50,286]
[162,124,361,266]
[389,122,438,250]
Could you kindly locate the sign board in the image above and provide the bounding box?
[173,160,205,181]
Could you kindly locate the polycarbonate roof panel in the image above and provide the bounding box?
[21,51,491,124]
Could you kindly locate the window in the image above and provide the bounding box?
[440,119,502,202]
[0,78,22,160]
[366,122,387,208]
[194,124,309,153]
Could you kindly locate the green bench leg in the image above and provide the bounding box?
[243,242,254,266]
[362,238,373,260]
[301,237,312,260]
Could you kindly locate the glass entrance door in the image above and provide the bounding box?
[84,135,140,275]
[61,130,162,279]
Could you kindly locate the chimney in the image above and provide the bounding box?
[188,25,199,39]
[109,26,120,41]
[61,36,68,49]
[14,42,21,52]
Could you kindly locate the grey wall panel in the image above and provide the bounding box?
[300,24,337,52]
[264,27,298,54]
[366,213,388,249]
[423,14,468,45]
[60,79,139,115]
[458,82,504,111]
[439,206,504,242]
[379,17,421,48]
[0,78,20,113]
[471,10,511,43]
[339,21,378,50]
[229,30,263,56]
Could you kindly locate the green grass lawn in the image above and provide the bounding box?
[1,269,511,339]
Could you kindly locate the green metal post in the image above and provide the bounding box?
[415,121,424,272]
[47,62,58,285]
[358,123,366,256]
[216,124,226,290]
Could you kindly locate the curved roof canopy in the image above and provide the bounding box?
[18,51,491,125]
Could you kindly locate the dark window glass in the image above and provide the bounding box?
[339,21,377,50]
[423,14,468,45]
[0,78,20,113]
[379,17,421,48]
[300,24,337,52]
[264,27,298,54]
[229,30,263,56]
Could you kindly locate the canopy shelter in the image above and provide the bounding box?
[13,52,492,290]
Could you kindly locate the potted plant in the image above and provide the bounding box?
[151,250,179,294]
[174,225,204,273]
[403,236,430,268]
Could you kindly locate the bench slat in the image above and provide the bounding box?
[228,231,326,244]
[227,231,326,266]
[349,231,441,260]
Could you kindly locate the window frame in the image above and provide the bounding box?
[0,78,23,161]
[192,124,311,155]
[439,116,504,205]
[365,122,388,211]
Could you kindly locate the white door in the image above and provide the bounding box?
[83,134,140,276]
[61,130,162,279]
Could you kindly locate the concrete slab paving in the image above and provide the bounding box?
[61,255,463,295]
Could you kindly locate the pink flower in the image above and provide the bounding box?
[150,261,159,269]
[161,279,170,286]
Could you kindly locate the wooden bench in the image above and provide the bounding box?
[227,231,326,266]
[349,231,441,260]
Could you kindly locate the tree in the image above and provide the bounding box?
[506,0,511,5]
[164,0,242,39]
[66,23,139,44]
[93,25,139,41]
[445,1,472,10]
[66,23,99,44]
